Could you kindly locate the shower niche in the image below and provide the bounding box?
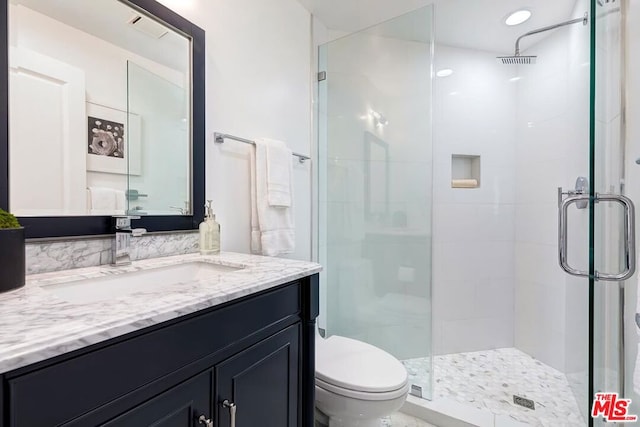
[451,154,480,188]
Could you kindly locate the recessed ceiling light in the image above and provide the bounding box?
[505,9,532,26]
[436,68,454,77]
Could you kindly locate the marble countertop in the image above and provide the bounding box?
[0,252,322,374]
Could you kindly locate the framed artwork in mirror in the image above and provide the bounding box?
[364,131,390,221]
[86,102,141,176]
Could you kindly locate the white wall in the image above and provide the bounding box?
[431,45,517,355]
[10,5,185,111]
[157,0,313,261]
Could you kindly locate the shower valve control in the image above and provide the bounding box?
[574,177,589,209]
[557,177,589,210]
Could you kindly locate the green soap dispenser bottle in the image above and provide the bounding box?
[199,200,220,255]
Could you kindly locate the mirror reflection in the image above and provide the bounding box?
[8,0,191,216]
[364,131,389,221]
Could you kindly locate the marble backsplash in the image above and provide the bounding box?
[26,231,199,275]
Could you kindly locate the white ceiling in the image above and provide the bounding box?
[433,0,579,53]
[298,0,433,34]
[299,0,585,54]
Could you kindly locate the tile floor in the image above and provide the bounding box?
[403,348,585,426]
[316,412,436,427]
[382,412,438,426]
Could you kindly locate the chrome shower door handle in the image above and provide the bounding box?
[222,400,236,427]
[558,192,636,281]
[594,194,636,281]
[559,193,591,278]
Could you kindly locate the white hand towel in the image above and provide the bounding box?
[451,179,479,188]
[114,190,127,215]
[115,190,126,210]
[250,144,262,254]
[88,187,117,214]
[250,139,295,256]
[86,189,92,213]
[261,138,292,207]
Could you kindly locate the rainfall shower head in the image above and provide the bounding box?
[497,12,588,65]
[497,55,537,65]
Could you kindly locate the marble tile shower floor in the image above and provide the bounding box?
[402,348,585,426]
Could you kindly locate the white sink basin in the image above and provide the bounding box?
[44,262,243,304]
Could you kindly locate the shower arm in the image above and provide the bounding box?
[514,12,589,56]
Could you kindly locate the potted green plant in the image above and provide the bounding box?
[0,209,25,293]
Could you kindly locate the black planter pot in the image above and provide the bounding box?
[0,227,25,293]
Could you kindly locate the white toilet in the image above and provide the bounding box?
[315,328,410,427]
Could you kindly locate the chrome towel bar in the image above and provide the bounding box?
[214,132,311,163]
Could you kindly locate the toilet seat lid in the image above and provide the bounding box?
[316,335,408,393]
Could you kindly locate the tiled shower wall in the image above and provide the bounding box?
[432,0,592,366]
[431,44,517,355]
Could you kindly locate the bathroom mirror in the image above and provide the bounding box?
[364,131,389,221]
[0,0,205,237]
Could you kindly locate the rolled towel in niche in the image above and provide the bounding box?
[451,179,479,189]
[451,154,481,188]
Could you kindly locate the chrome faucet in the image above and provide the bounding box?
[169,201,190,215]
[112,216,146,266]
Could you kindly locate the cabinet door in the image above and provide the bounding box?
[99,371,212,427]
[216,324,300,427]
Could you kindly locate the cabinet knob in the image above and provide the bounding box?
[222,400,237,427]
[198,415,214,427]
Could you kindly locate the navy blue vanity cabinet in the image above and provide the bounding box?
[216,324,300,427]
[0,274,319,427]
[100,371,213,427]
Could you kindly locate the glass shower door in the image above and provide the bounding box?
[561,1,635,426]
[317,6,434,399]
[622,0,640,422]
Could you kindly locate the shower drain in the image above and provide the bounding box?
[513,395,536,410]
[410,384,423,398]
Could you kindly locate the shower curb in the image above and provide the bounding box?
[400,395,529,427]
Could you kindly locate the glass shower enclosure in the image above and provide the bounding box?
[317,6,435,400]
[317,1,636,426]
